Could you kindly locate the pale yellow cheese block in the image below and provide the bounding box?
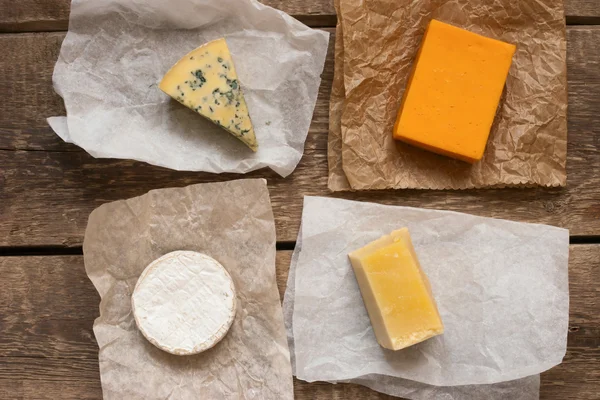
[348,228,444,350]
[159,38,258,151]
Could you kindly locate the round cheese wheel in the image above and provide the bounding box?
[131,251,236,355]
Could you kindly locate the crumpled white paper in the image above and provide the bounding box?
[283,226,541,399]
[49,0,329,177]
[284,196,569,391]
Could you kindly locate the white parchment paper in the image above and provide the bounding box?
[49,0,329,177]
[285,196,569,388]
[83,179,293,399]
[283,226,541,399]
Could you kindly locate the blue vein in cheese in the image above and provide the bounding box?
[159,38,258,151]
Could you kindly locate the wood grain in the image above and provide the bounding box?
[0,32,67,151]
[0,0,598,33]
[566,0,600,23]
[1,27,600,245]
[0,247,598,399]
[1,0,598,398]
[0,0,336,33]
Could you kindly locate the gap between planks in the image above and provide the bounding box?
[1,237,599,256]
[0,14,599,34]
[0,242,298,256]
[566,16,600,25]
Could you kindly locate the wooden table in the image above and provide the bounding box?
[0,0,598,399]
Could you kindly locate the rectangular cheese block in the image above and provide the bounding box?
[159,38,258,151]
[393,19,516,163]
[348,228,444,351]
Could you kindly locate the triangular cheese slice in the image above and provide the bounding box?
[159,38,258,151]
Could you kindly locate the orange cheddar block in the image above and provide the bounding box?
[393,20,516,163]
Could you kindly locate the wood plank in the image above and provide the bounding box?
[0,32,68,151]
[1,28,600,245]
[0,0,336,33]
[0,246,598,398]
[0,0,598,33]
[0,140,598,245]
[565,0,600,22]
[0,0,71,33]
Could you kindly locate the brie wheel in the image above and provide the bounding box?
[132,251,236,355]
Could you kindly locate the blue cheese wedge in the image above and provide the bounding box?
[132,251,237,356]
[159,38,258,151]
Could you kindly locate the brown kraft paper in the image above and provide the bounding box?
[329,0,567,191]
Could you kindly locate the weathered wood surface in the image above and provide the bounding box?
[1,0,598,398]
[0,0,336,33]
[1,27,599,246]
[0,247,599,399]
[0,0,598,33]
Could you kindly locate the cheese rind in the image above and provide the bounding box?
[393,20,516,163]
[349,229,444,351]
[159,38,258,151]
[131,251,237,356]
